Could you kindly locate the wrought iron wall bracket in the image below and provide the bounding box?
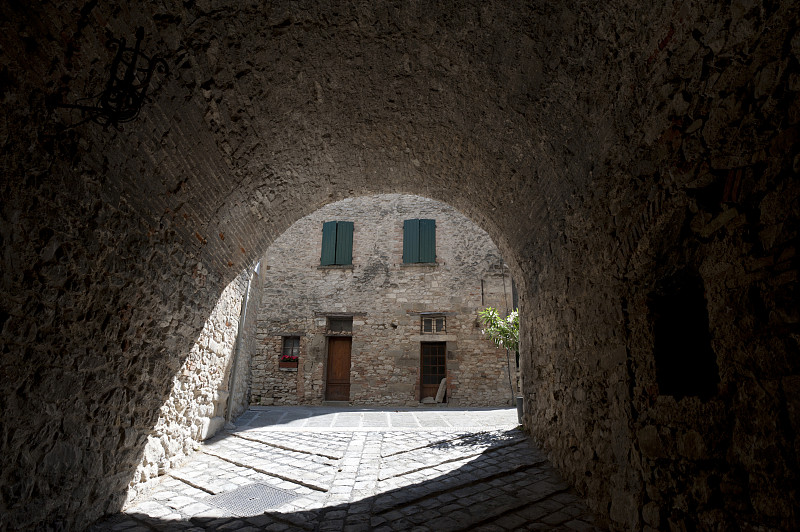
[50,27,168,130]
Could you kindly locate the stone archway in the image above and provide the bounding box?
[1,2,798,530]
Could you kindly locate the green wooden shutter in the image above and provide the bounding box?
[321,221,337,265]
[403,219,419,263]
[419,219,436,263]
[335,221,353,265]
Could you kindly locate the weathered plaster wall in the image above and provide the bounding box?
[0,1,797,530]
[250,194,514,407]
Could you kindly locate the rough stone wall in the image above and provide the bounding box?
[230,264,262,420]
[517,4,800,531]
[251,194,514,407]
[127,267,259,503]
[0,1,798,530]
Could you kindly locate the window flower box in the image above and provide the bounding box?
[279,354,298,369]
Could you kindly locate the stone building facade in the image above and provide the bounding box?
[250,194,516,407]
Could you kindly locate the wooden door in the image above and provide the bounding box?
[420,342,446,400]
[326,337,351,401]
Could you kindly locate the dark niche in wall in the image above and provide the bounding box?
[648,270,720,400]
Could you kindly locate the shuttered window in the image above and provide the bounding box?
[321,221,354,265]
[403,219,436,263]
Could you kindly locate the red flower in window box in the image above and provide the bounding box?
[279,355,298,368]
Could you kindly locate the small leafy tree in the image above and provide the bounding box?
[479,307,519,353]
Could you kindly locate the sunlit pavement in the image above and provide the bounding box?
[91,407,600,531]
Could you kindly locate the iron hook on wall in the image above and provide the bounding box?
[50,27,168,130]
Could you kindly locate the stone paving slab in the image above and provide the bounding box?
[90,407,601,531]
[234,406,520,431]
[377,431,531,480]
[232,430,352,459]
[379,429,528,458]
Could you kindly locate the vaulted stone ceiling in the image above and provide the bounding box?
[1,1,798,530]
[4,1,674,277]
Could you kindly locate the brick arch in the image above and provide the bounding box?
[1,1,799,530]
[124,0,562,286]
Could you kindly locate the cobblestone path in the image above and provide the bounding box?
[91,407,600,531]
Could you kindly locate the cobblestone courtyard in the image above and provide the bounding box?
[92,407,600,531]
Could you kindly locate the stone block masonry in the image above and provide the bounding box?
[250,194,516,407]
[127,266,261,504]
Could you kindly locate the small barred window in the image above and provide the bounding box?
[421,316,446,334]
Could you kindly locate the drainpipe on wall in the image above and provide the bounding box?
[226,262,259,424]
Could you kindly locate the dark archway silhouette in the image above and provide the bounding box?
[1,2,798,530]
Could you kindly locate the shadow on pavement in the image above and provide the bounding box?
[93,427,602,531]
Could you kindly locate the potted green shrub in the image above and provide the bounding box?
[479,307,522,422]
